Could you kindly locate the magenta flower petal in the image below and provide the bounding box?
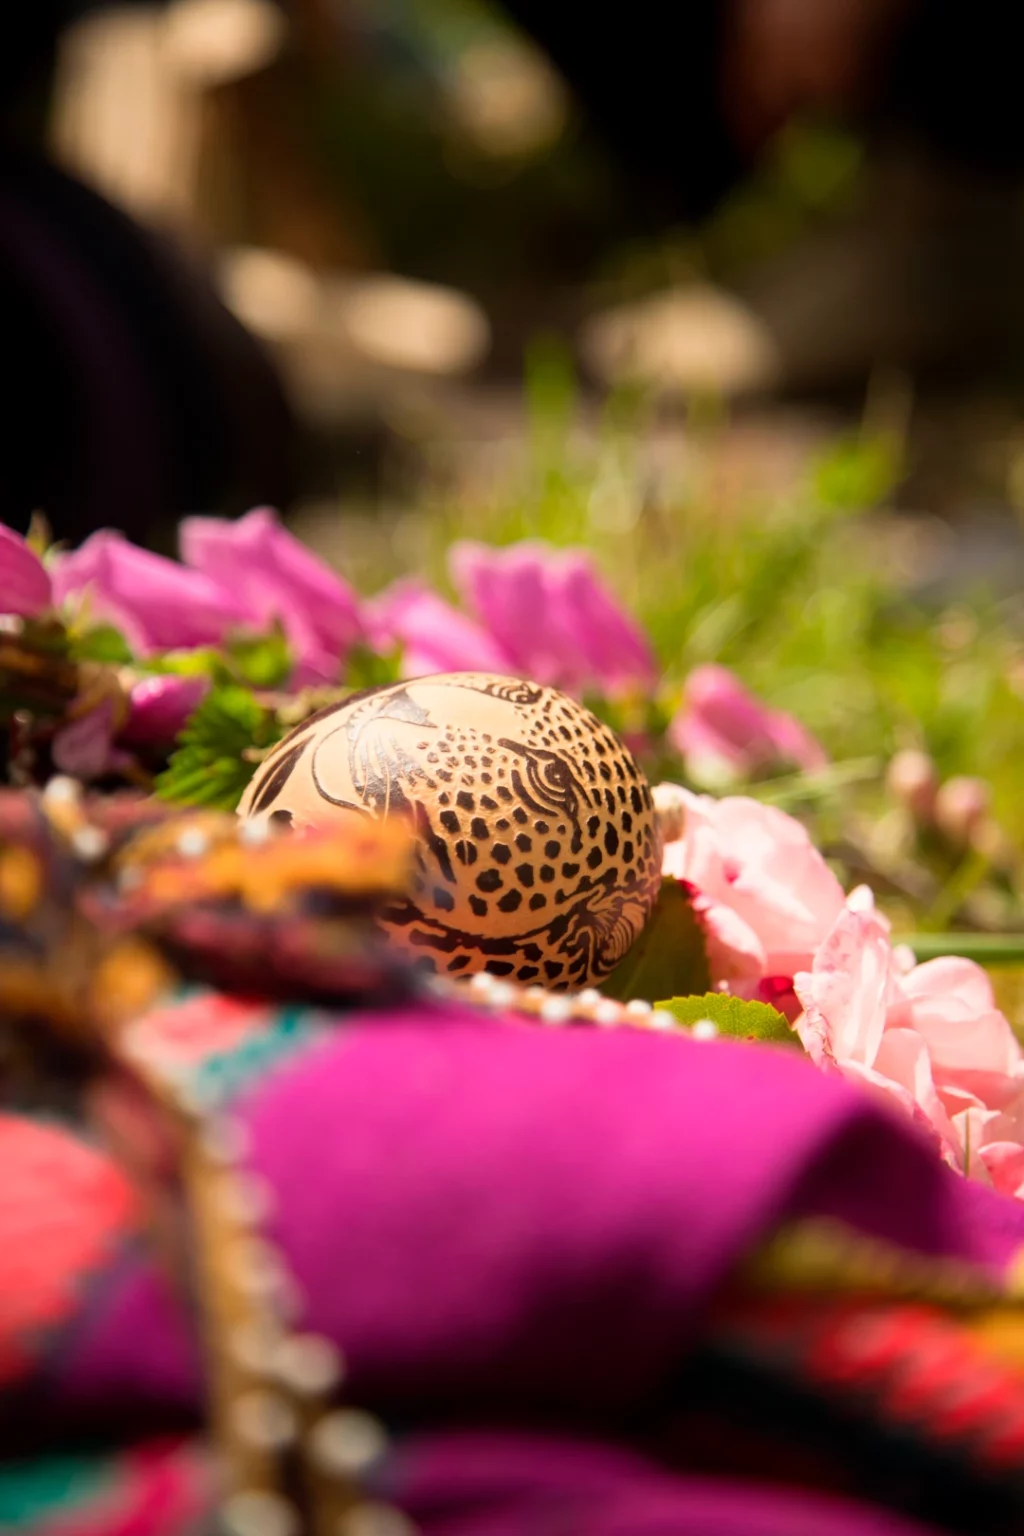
[451,541,557,679]
[52,531,252,654]
[181,508,364,683]
[670,712,749,777]
[0,524,53,618]
[450,540,654,695]
[764,709,829,774]
[554,551,657,693]
[670,665,826,780]
[367,578,510,678]
[119,674,209,749]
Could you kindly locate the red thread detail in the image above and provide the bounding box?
[880,1330,978,1421]
[926,1368,1017,1442]
[807,1302,926,1388]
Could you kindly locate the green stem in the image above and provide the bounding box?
[903,932,1024,965]
[918,847,991,934]
[752,757,882,807]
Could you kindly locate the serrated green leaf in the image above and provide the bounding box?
[156,753,256,813]
[658,992,797,1045]
[68,624,133,664]
[600,878,711,1003]
[155,684,283,811]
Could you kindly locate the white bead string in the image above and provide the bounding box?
[446,967,698,1037]
[125,1030,416,1536]
[122,957,709,1533]
[34,787,721,1536]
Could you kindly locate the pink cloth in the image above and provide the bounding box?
[56,1009,1024,1534]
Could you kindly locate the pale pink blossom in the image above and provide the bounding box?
[181,508,364,685]
[793,906,1024,1175]
[662,790,845,980]
[367,578,509,678]
[669,665,826,783]
[0,524,52,618]
[53,531,251,655]
[793,906,960,1162]
[865,1028,961,1161]
[450,540,656,696]
[973,1134,1024,1198]
[845,883,882,918]
[889,956,1023,1117]
[684,883,764,986]
[794,905,894,1073]
[659,778,1024,1190]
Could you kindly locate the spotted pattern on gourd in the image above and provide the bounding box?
[238,673,662,988]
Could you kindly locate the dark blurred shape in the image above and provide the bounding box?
[884,0,1024,170]
[1,3,79,109]
[1,2,296,547]
[0,152,296,547]
[498,0,1024,220]
[495,1,740,225]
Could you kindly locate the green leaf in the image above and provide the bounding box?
[658,992,796,1046]
[145,647,230,680]
[155,684,283,811]
[600,878,711,1003]
[345,644,402,692]
[227,624,293,689]
[68,624,133,664]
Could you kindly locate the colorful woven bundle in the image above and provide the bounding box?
[7,786,1024,1534]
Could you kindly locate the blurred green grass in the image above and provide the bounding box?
[347,348,1024,857]
[293,343,1024,1014]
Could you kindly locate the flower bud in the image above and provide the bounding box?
[934,775,991,848]
[885,749,938,825]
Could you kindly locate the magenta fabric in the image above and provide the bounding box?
[65,1009,1024,1418]
[56,1006,1024,1535]
[374,1430,935,1536]
[240,1013,1013,1420]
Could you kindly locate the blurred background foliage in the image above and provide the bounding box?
[11,0,1024,997]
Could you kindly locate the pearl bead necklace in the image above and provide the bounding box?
[120,963,714,1534]
[431,968,718,1041]
[29,774,723,1536]
[125,1031,416,1536]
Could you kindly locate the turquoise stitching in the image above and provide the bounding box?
[190,1005,327,1104]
